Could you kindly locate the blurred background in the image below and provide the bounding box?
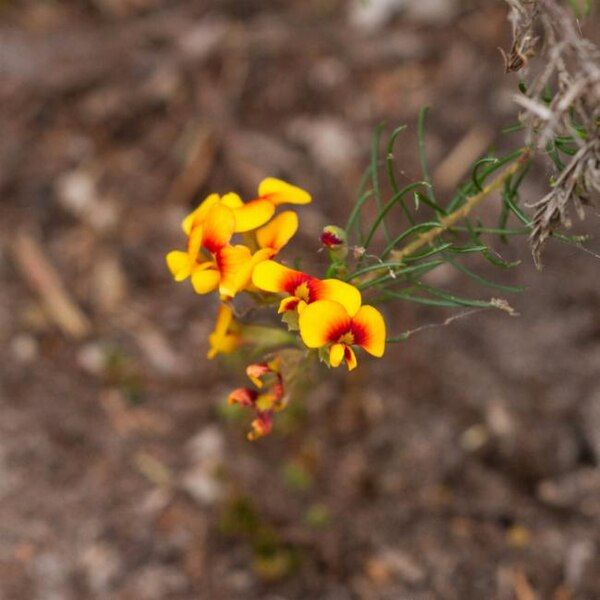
[1,0,600,598]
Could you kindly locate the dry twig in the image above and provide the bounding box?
[504,0,600,265]
[12,232,92,339]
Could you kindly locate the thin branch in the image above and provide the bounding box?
[386,308,488,343]
[388,148,532,262]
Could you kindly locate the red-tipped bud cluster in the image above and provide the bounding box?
[228,358,286,440]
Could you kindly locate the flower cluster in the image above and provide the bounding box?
[166,178,386,439]
[228,359,285,440]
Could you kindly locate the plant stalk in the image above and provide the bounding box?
[389,148,532,262]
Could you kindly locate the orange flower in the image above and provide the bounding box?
[252,260,361,315]
[298,300,386,371]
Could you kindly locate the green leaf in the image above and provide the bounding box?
[414,191,447,216]
[402,242,454,262]
[356,259,445,290]
[417,106,438,207]
[382,221,441,258]
[385,125,408,196]
[471,158,499,191]
[370,123,389,241]
[363,181,431,249]
[503,196,532,226]
[448,258,525,293]
[379,290,462,307]
[447,149,523,212]
[415,283,500,307]
[345,187,373,244]
[481,248,521,269]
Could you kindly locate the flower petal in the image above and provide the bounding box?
[228,387,257,407]
[232,199,275,233]
[329,343,345,367]
[299,300,351,349]
[252,260,306,294]
[191,267,220,294]
[246,363,270,388]
[217,245,254,298]
[351,305,386,357]
[220,192,243,209]
[202,204,235,253]
[166,251,192,281]
[187,224,203,259]
[344,346,357,371]
[313,279,362,316]
[255,211,298,253]
[207,333,239,359]
[207,304,237,358]
[278,296,300,313]
[213,303,234,338]
[258,178,311,205]
[248,413,273,440]
[182,193,220,234]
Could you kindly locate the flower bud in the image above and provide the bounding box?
[321,225,347,249]
[321,225,348,261]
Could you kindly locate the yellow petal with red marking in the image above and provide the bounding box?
[278,296,300,313]
[232,199,275,233]
[182,193,220,234]
[166,251,192,281]
[352,305,386,357]
[256,211,298,253]
[298,300,351,349]
[191,267,220,294]
[258,178,311,205]
[252,260,298,294]
[317,279,362,317]
[329,343,345,367]
[202,204,235,253]
[217,245,254,298]
[344,346,357,371]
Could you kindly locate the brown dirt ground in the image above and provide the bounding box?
[1,1,599,598]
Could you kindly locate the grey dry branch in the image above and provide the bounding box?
[504,0,600,265]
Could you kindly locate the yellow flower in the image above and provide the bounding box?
[298,300,386,371]
[166,202,238,284]
[165,223,204,282]
[182,179,311,238]
[183,192,273,238]
[252,260,361,315]
[167,239,265,298]
[207,304,241,359]
[168,180,310,298]
[255,177,311,207]
[254,211,299,258]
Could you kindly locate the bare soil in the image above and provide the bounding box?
[1,1,599,598]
